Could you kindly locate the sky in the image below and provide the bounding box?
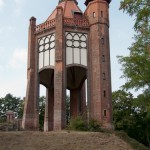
[0,0,136,98]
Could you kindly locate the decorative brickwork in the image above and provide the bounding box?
[35,19,56,33]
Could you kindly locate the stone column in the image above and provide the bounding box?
[22,17,39,130]
[70,89,79,118]
[44,88,54,131]
[53,6,66,131]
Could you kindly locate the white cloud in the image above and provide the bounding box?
[0,0,4,9]
[10,48,27,69]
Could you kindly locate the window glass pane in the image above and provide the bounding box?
[50,42,55,49]
[66,47,73,65]
[39,39,44,46]
[74,41,79,47]
[81,49,87,66]
[39,45,44,52]
[50,49,55,66]
[66,40,73,47]
[50,35,55,42]
[74,48,80,64]
[44,50,49,66]
[66,34,72,40]
[39,52,43,69]
[45,38,49,44]
[45,44,49,50]
[74,34,79,41]
[80,35,86,41]
[81,42,86,48]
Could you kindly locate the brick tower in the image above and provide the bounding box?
[22,0,113,131]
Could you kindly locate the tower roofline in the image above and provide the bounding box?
[47,0,82,21]
[59,0,78,5]
[85,0,111,6]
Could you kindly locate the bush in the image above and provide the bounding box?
[0,116,6,123]
[88,119,102,132]
[67,116,102,132]
[68,116,87,131]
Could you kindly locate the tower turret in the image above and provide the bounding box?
[84,0,113,129]
[85,0,111,6]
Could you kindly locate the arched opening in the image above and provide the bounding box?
[66,65,87,123]
[39,68,54,131]
[39,85,46,130]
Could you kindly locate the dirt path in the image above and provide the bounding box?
[0,131,133,150]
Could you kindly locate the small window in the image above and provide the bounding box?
[101,38,104,44]
[74,11,83,19]
[103,90,106,97]
[103,73,106,80]
[93,12,96,18]
[101,11,103,17]
[102,55,105,62]
[104,110,107,117]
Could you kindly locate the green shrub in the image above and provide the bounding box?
[88,119,102,132]
[68,116,87,131]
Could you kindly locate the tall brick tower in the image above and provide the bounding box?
[84,0,112,129]
[22,0,113,131]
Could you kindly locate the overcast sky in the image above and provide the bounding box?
[0,0,136,98]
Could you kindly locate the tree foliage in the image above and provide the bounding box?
[0,94,23,122]
[120,0,150,33]
[116,0,150,147]
[113,90,150,147]
[39,96,46,130]
[118,0,150,91]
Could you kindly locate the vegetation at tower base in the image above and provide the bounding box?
[39,96,46,130]
[114,0,150,148]
[66,95,70,124]
[67,116,102,132]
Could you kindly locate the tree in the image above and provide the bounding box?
[112,90,150,147]
[120,0,150,33]
[118,0,150,91]
[112,90,136,132]
[117,1,150,146]
[0,94,23,121]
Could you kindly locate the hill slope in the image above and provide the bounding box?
[0,131,146,150]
